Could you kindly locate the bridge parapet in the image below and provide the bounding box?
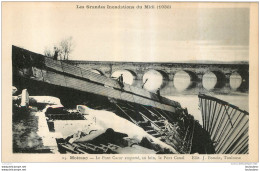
[12,45,184,111]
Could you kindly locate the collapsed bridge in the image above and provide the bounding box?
[12,45,248,154]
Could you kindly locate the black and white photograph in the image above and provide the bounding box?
[2,2,258,163]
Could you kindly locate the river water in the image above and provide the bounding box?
[167,72,248,124]
[138,70,248,125]
[166,94,248,125]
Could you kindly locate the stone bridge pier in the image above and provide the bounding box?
[68,61,249,95]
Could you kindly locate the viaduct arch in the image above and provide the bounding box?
[67,61,249,95]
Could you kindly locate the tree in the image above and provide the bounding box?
[44,36,74,60]
[60,37,73,60]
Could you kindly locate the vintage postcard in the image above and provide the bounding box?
[2,2,258,162]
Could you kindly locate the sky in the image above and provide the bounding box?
[3,2,250,62]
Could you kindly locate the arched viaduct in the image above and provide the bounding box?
[66,61,249,95]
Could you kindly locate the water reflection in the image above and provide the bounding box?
[230,73,242,90]
[111,70,134,85]
[143,70,163,92]
[174,71,191,91]
[202,72,217,90]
